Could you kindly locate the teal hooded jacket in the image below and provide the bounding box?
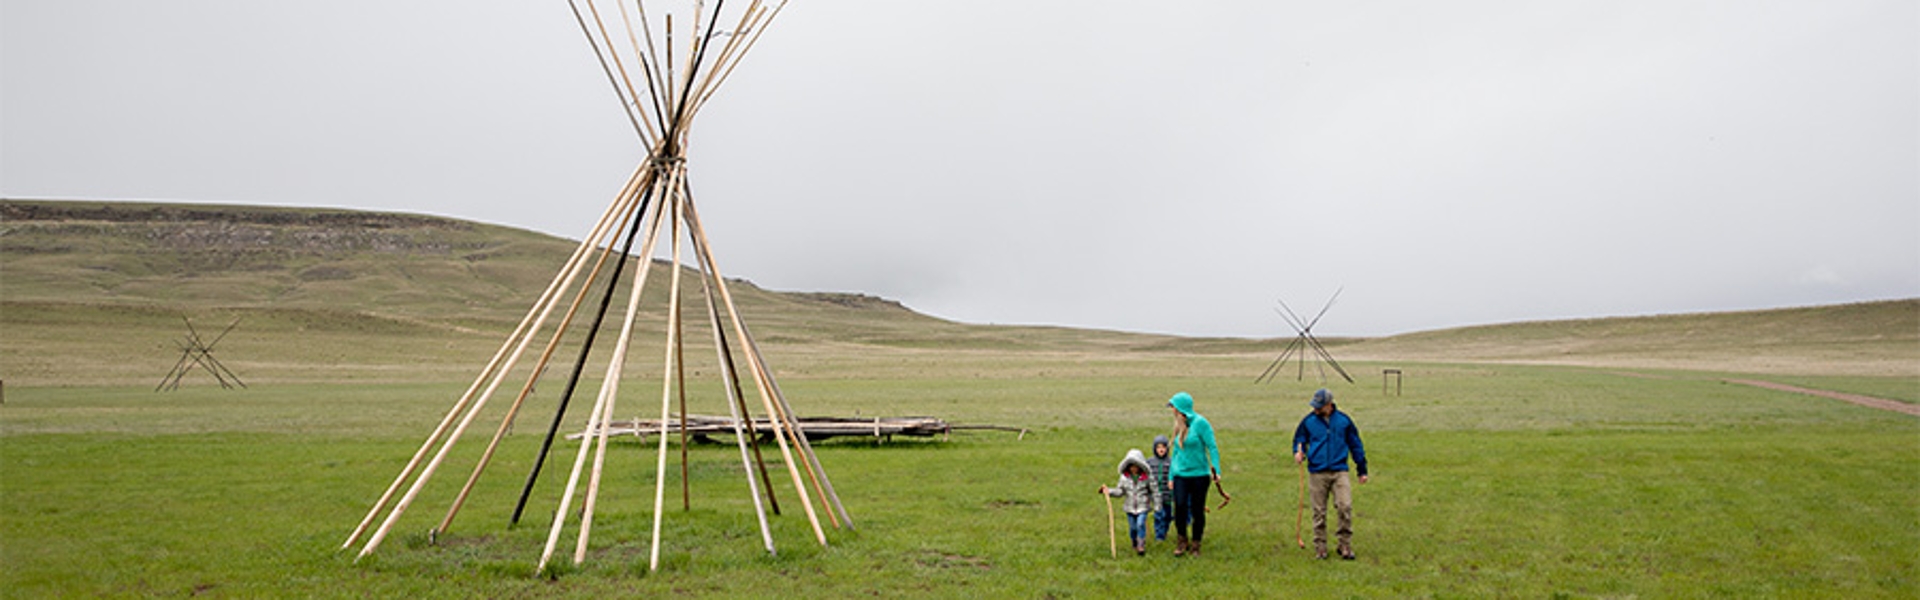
[1167,392,1220,478]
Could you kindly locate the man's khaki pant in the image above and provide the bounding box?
[1309,470,1352,553]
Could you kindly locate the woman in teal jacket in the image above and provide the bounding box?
[1166,391,1220,556]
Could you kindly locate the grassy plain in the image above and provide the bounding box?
[4,366,1917,598]
[4,201,1916,597]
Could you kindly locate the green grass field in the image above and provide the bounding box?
[4,201,1916,597]
[4,368,1916,598]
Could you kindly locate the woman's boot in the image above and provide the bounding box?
[1174,534,1188,556]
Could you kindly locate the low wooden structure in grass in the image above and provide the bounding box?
[570,415,1028,444]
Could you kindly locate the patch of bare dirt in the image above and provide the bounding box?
[1725,379,1920,417]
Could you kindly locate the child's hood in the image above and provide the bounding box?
[1152,434,1170,455]
[1118,448,1151,476]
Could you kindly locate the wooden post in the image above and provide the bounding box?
[1383,369,1402,396]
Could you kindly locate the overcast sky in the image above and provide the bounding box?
[4,1,1915,337]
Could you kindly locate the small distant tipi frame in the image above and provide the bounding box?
[342,0,850,576]
[156,317,245,392]
[1255,289,1354,385]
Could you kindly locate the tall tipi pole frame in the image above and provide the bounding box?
[1255,289,1355,385]
[341,0,849,575]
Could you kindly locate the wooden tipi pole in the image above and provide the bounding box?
[537,181,670,575]
[683,197,853,532]
[678,195,828,544]
[436,167,653,536]
[686,204,782,516]
[508,163,665,526]
[693,225,777,554]
[345,174,635,551]
[580,171,675,564]
[646,176,688,572]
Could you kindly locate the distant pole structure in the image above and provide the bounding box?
[1382,368,1402,396]
[342,0,850,577]
[157,317,245,392]
[1255,289,1355,385]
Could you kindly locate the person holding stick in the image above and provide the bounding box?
[1098,448,1160,556]
[1166,391,1221,557]
[1293,388,1369,560]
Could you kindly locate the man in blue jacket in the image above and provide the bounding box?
[1293,388,1368,560]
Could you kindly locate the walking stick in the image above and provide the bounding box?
[1210,477,1233,512]
[1294,453,1308,549]
[1104,493,1117,558]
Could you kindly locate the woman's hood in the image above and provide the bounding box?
[1168,391,1196,419]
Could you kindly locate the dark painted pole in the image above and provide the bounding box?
[510,184,655,526]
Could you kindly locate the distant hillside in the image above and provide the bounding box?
[0,199,1202,385]
[3,199,1912,385]
[0,199,1195,347]
[1350,300,1919,377]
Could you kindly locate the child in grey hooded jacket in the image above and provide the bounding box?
[1100,448,1161,555]
[1146,435,1174,542]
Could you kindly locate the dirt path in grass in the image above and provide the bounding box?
[1724,379,1920,417]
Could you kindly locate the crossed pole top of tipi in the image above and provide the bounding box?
[566,0,791,158]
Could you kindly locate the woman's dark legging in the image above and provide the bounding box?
[1171,475,1211,542]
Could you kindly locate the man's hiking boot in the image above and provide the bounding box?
[1315,543,1328,560]
[1339,541,1354,560]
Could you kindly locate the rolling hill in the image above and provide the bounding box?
[2,199,1913,385]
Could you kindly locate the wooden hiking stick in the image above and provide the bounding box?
[1104,493,1117,558]
[1295,459,1308,549]
[1210,478,1233,512]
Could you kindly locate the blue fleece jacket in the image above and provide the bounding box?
[1167,392,1220,478]
[1293,408,1367,477]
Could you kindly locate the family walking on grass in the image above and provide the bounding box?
[1097,389,1367,561]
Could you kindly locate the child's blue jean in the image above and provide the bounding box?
[1153,503,1172,540]
[1127,512,1149,547]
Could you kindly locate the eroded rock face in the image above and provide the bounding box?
[2,201,474,256]
[1,201,464,229]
